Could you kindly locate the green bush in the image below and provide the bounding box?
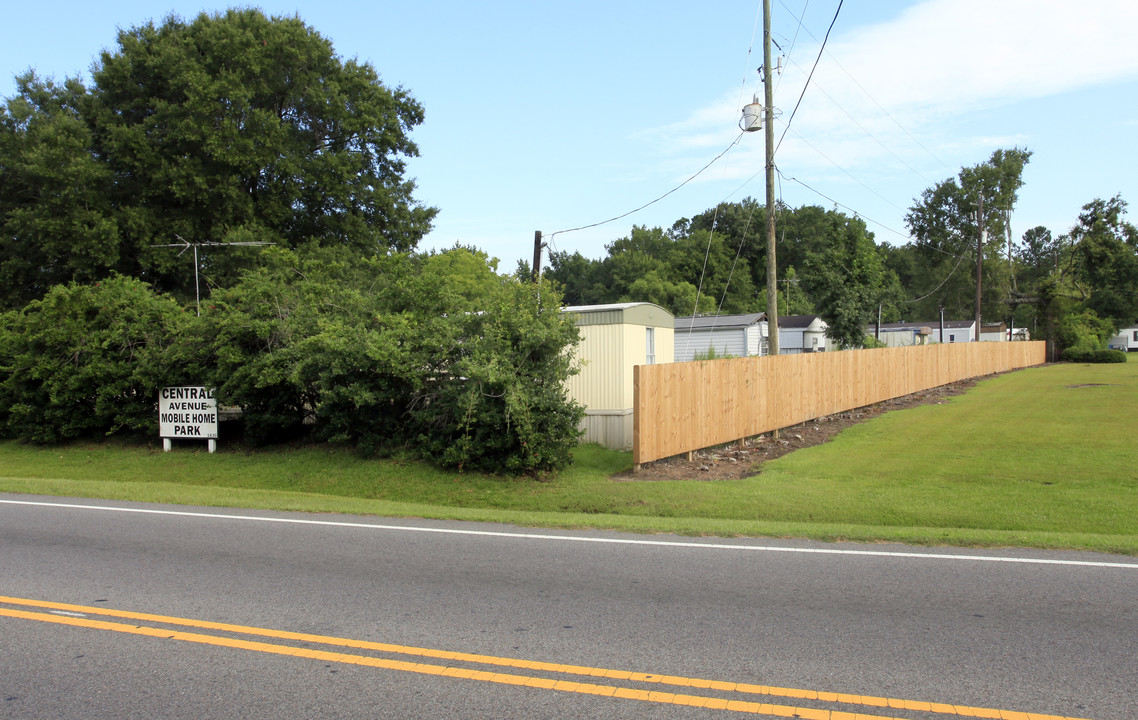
[1055,309,1116,357]
[0,276,191,442]
[0,248,585,473]
[1062,347,1127,363]
[410,277,583,473]
[196,247,583,472]
[1095,349,1128,363]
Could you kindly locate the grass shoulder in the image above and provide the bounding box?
[2,360,1136,555]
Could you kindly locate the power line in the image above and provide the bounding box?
[737,3,764,108]
[690,207,719,318]
[773,167,973,306]
[715,200,759,316]
[778,168,977,305]
[782,127,906,212]
[777,57,937,186]
[822,48,954,176]
[549,132,745,240]
[771,1,952,176]
[776,167,968,262]
[904,246,971,305]
[774,0,810,95]
[774,0,843,156]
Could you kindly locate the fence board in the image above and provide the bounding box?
[632,342,1046,466]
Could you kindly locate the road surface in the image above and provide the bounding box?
[2,495,1135,719]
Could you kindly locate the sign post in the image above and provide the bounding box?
[159,386,218,453]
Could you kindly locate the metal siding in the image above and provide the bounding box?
[779,328,805,353]
[1109,328,1138,350]
[745,325,761,356]
[673,328,746,362]
[571,309,622,327]
[566,324,626,410]
[875,329,907,347]
[579,411,634,451]
[568,302,672,328]
[561,304,675,450]
[622,323,642,407]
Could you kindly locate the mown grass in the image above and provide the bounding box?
[2,359,1136,554]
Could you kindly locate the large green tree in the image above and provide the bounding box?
[0,9,436,308]
[1007,196,1135,357]
[904,148,1032,322]
[1065,195,1138,325]
[0,75,118,307]
[802,215,892,348]
[548,201,905,342]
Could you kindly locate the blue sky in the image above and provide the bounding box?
[4,1,1136,272]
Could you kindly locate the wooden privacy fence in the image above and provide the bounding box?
[633,341,1046,466]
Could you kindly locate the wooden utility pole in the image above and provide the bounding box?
[975,194,985,342]
[763,0,779,356]
[532,230,545,282]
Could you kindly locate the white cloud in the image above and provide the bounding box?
[644,0,1138,192]
[826,0,1138,107]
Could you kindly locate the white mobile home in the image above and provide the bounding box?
[673,313,831,360]
[563,303,674,450]
[1109,326,1138,352]
[980,323,1008,342]
[777,314,829,353]
[869,320,978,347]
[673,313,766,362]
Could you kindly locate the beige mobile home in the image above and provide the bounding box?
[563,303,674,451]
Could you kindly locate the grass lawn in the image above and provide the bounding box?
[2,359,1136,554]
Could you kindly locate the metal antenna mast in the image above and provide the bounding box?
[152,236,274,316]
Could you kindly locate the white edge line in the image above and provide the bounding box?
[3,498,1136,570]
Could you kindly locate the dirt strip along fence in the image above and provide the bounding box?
[632,341,1046,467]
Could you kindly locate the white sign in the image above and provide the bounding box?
[159,386,218,439]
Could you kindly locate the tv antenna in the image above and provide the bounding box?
[152,235,275,316]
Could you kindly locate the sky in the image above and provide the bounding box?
[3,0,1137,272]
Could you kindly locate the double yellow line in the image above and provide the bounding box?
[0,595,1086,720]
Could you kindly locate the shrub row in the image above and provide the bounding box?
[0,248,584,473]
[1061,348,1128,363]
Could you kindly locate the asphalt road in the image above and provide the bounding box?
[2,494,1136,719]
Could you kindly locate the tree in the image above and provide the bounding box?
[0,74,119,308]
[1066,195,1138,325]
[0,9,436,307]
[547,224,755,317]
[550,202,907,330]
[904,148,1032,321]
[1014,196,1136,358]
[1016,226,1060,289]
[546,250,606,306]
[803,215,890,348]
